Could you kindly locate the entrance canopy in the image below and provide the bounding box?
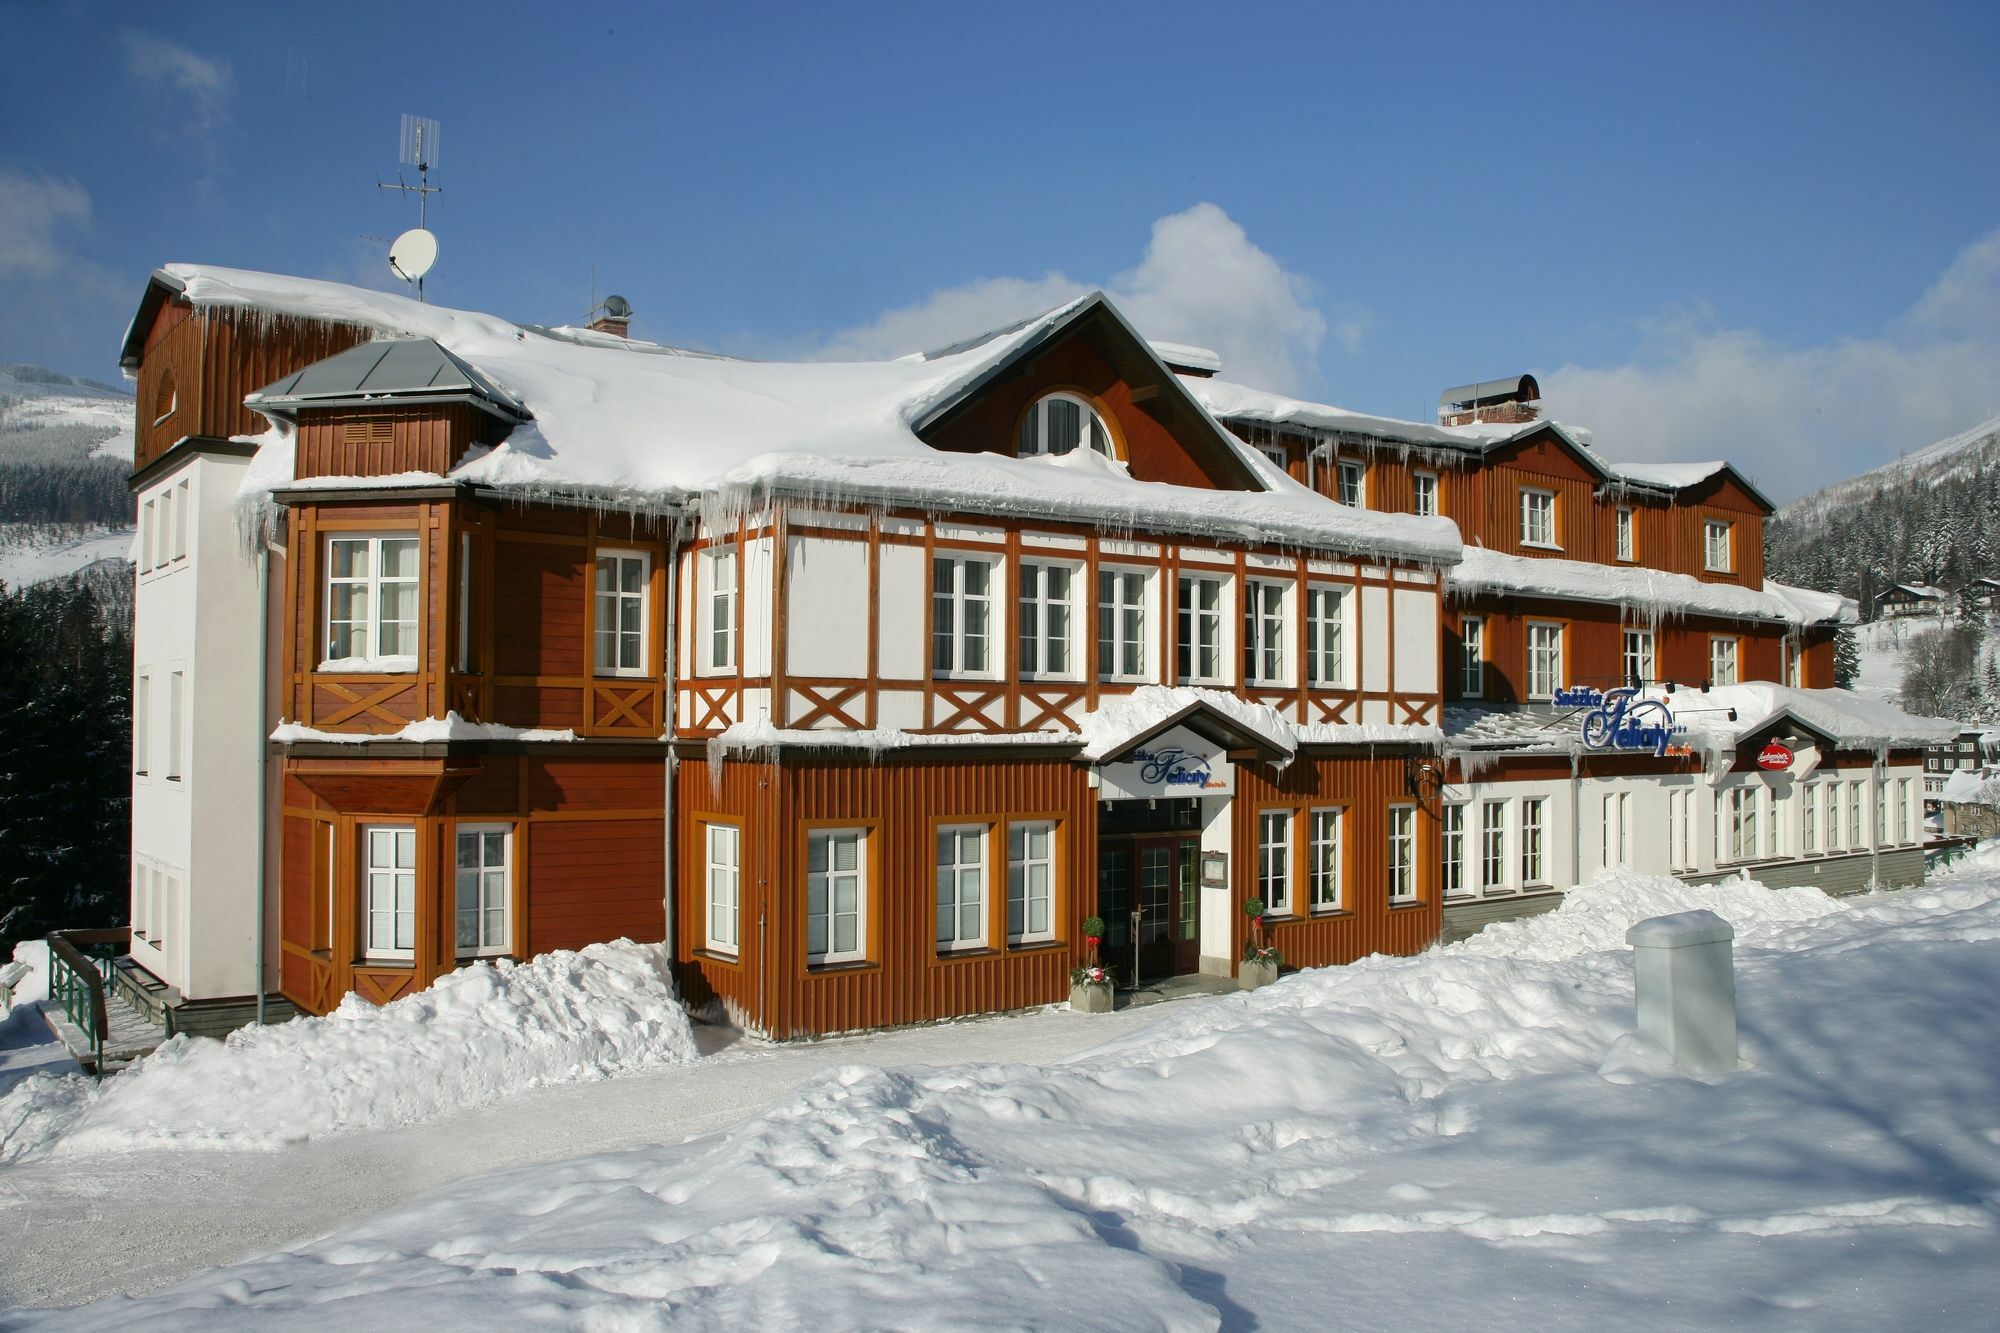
[1089,695,1293,801]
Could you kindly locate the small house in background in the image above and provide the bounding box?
[1962,577,2000,617]
[1875,582,1948,620]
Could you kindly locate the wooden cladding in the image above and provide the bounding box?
[297,404,491,479]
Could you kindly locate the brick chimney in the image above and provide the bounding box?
[587,294,632,339]
[1439,374,1541,427]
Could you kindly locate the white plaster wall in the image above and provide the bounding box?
[1360,584,1389,693]
[876,689,923,731]
[742,536,775,678]
[785,536,869,679]
[1441,774,1577,897]
[1391,587,1437,695]
[877,544,926,681]
[1198,795,1233,962]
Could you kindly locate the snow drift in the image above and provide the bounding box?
[0,940,696,1163]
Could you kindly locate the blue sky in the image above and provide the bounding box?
[3,0,1997,500]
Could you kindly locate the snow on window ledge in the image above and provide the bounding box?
[317,655,419,675]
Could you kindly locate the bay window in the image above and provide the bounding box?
[325,534,420,667]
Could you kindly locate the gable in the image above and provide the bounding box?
[1678,468,1773,517]
[1483,426,1609,485]
[916,301,1262,492]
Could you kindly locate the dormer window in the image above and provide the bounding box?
[1018,393,1114,459]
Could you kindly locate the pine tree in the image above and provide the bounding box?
[1834,628,1862,689]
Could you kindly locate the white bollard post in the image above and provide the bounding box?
[1625,909,1738,1076]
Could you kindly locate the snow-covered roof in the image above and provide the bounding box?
[1147,340,1221,374]
[1885,582,1948,600]
[1939,769,2000,805]
[1601,460,1729,490]
[155,265,1461,566]
[1449,545,1856,626]
[1187,377,1532,451]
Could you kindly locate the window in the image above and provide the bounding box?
[1900,777,1915,843]
[1480,800,1507,892]
[135,673,150,775]
[1258,809,1293,915]
[161,874,177,949]
[1520,489,1557,547]
[152,370,176,425]
[1704,520,1733,572]
[1461,617,1485,698]
[1020,562,1076,678]
[1412,472,1438,517]
[172,480,189,561]
[705,547,737,672]
[1848,780,1864,849]
[455,825,511,958]
[1527,622,1564,700]
[1723,787,1760,861]
[1602,791,1630,866]
[1616,507,1634,561]
[1097,569,1149,681]
[166,670,184,782]
[1309,807,1343,911]
[1243,579,1288,685]
[807,829,866,965]
[156,489,172,569]
[594,550,650,675]
[1176,574,1225,683]
[1256,443,1288,473]
[1019,393,1113,458]
[1623,629,1655,688]
[933,556,997,677]
[133,864,149,940]
[1782,637,1800,687]
[1803,784,1818,853]
[1388,805,1417,903]
[936,825,987,952]
[1874,779,1887,849]
[455,533,474,673]
[1670,790,1696,870]
[1007,821,1055,944]
[1824,782,1842,852]
[704,823,740,955]
[364,825,417,961]
[140,499,156,572]
[1441,804,1469,897]
[1306,586,1347,688]
[1520,798,1547,885]
[1336,460,1366,508]
[325,535,420,666]
[1709,636,1738,687]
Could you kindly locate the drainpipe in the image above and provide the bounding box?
[661,517,680,968]
[254,542,270,1025]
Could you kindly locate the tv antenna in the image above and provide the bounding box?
[378,114,442,300]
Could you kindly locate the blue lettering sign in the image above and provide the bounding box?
[1135,747,1220,789]
[1577,687,1686,756]
[1553,686,1604,708]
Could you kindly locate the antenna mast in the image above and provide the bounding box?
[379,114,443,300]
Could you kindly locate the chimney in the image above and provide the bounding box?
[1439,374,1541,427]
[587,294,633,339]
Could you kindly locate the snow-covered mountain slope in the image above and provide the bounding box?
[1780,411,2000,524]
[0,364,135,589]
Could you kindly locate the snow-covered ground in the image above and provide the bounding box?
[0,528,133,590]
[5,860,1999,1326]
[1851,613,2000,709]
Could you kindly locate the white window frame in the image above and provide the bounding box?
[1243,578,1290,686]
[1874,778,1887,850]
[1616,506,1634,562]
[807,828,867,966]
[166,669,184,782]
[1709,636,1739,687]
[135,672,151,776]
[1519,488,1557,548]
[171,479,189,561]
[594,549,651,677]
[1823,782,1842,852]
[1461,616,1485,698]
[1019,392,1114,459]
[1441,803,1469,898]
[1176,573,1227,685]
[1848,780,1865,849]
[1802,782,1818,854]
[1669,789,1695,871]
[1412,471,1438,518]
[454,823,513,959]
[1388,804,1417,904]
[936,824,989,953]
[704,822,741,956]
[363,824,417,962]
[1258,809,1294,915]
[1336,459,1366,508]
[1623,628,1655,688]
[933,554,1001,679]
[1520,797,1548,886]
[1309,807,1343,912]
[1601,790,1630,866]
[1704,519,1734,572]
[1480,799,1508,892]
[1097,567,1151,682]
[1007,820,1056,945]
[1526,621,1564,700]
[1306,584,1348,689]
[324,532,421,668]
[1256,443,1288,473]
[1722,786,1761,862]
[1019,560,1079,681]
[704,546,738,673]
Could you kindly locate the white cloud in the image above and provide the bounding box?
[121,29,233,136]
[807,204,1333,395]
[0,171,90,279]
[1541,228,2000,503]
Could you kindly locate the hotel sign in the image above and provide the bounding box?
[1099,725,1235,800]
[1555,686,1688,757]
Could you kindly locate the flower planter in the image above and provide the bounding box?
[1069,983,1115,1014]
[1238,959,1280,991]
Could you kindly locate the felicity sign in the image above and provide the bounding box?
[1557,686,1688,757]
[1099,724,1235,800]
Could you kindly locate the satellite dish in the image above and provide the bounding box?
[389,228,438,283]
[602,294,632,319]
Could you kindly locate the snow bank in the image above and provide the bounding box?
[0,941,695,1163]
[3,939,50,1012]
[271,711,578,745]
[1451,544,1849,627]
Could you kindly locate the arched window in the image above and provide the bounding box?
[1018,392,1114,459]
[152,369,177,425]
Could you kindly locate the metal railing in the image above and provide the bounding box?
[46,927,128,1073]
